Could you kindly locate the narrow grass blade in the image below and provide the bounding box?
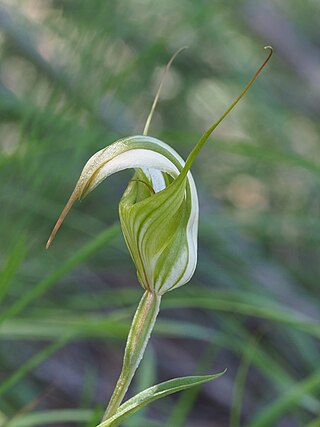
[0,238,26,304]
[163,294,320,339]
[230,336,260,427]
[0,336,71,396]
[247,370,320,427]
[0,223,120,326]
[5,409,93,427]
[51,288,320,340]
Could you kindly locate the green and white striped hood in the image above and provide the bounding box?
[65,135,198,295]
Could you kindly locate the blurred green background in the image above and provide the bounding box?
[0,0,319,426]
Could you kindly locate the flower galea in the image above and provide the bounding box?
[46,135,198,295]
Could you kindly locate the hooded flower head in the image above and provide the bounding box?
[46,135,198,295]
[46,47,272,296]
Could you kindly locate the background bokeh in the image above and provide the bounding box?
[0,1,319,426]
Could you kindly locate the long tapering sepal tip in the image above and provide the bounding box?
[45,190,80,250]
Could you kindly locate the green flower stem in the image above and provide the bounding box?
[102,290,161,421]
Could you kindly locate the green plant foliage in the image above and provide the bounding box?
[98,373,225,427]
[0,0,319,426]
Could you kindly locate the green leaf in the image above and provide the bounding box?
[98,372,225,427]
[5,409,93,427]
[0,237,26,304]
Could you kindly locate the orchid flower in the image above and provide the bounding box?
[46,47,272,424]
